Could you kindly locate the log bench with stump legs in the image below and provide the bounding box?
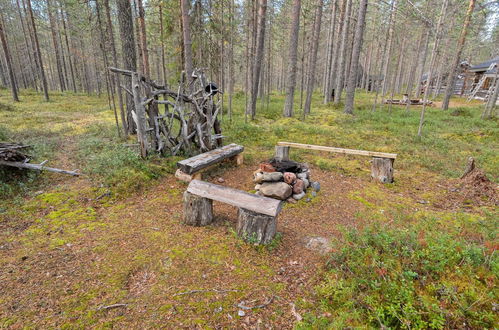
[183,180,283,245]
[175,143,244,182]
[274,142,397,183]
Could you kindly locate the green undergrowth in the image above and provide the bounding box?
[297,210,498,329]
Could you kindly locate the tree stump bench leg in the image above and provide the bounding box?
[235,153,244,166]
[237,208,276,244]
[274,146,290,161]
[175,169,202,182]
[183,192,213,226]
[371,157,394,183]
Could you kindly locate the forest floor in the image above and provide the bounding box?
[0,89,497,328]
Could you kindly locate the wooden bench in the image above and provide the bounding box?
[183,180,282,245]
[275,142,397,183]
[175,143,244,182]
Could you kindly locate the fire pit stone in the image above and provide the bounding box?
[253,159,318,203]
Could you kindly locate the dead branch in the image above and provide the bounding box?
[173,288,238,297]
[96,303,127,311]
[236,296,274,310]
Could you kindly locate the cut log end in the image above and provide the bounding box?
[237,208,277,245]
[371,157,394,183]
[183,191,213,226]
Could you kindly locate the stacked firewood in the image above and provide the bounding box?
[110,67,222,158]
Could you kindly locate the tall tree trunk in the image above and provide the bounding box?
[180,0,194,82]
[248,0,267,120]
[159,3,167,84]
[418,0,449,137]
[380,0,397,103]
[47,0,65,92]
[441,0,476,110]
[27,0,49,101]
[228,0,234,121]
[105,0,126,136]
[323,0,337,104]
[117,0,137,134]
[283,0,301,117]
[303,0,323,116]
[344,0,368,115]
[0,14,19,101]
[333,0,352,104]
[136,0,150,77]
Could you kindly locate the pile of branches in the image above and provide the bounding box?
[110,68,223,158]
[0,143,30,162]
[0,142,79,176]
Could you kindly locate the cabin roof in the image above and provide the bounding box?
[469,56,499,72]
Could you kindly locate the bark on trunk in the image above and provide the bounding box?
[333,0,352,104]
[183,192,213,226]
[303,0,323,116]
[117,0,137,134]
[371,157,394,183]
[0,14,19,101]
[237,208,276,245]
[248,0,267,120]
[180,0,194,83]
[441,0,476,110]
[344,0,368,115]
[27,0,49,101]
[283,0,301,117]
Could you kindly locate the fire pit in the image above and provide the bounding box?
[253,159,320,203]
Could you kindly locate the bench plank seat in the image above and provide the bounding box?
[177,143,244,175]
[277,141,397,159]
[187,180,282,217]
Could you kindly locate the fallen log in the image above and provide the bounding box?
[0,160,79,176]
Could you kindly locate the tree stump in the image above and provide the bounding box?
[237,208,276,244]
[183,191,213,226]
[371,157,394,183]
[274,146,290,161]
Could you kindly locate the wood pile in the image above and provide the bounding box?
[0,143,30,162]
[0,142,79,176]
[110,67,223,158]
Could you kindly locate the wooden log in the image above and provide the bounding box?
[277,141,397,159]
[371,157,394,183]
[274,146,290,161]
[0,160,79,176]
[237,208,276,245]
[186,180,282,217]
[177,143,244,174]
[183,191,213,226]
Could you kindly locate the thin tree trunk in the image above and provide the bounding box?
[249,0,267,120]
[344,0,368,114]
[47,0,65,92]
[283,0,301,117]
[323,0,337,103]
[380,0,397,104]
[136,0,150,77]
[117,0,137,134]
[418,0,449,137]
[334,0,352,104]
[180,0,194,82]
[303,0,324,116]
[159,3,167,84]
[441,0,476,110]
[0,14,19,101]
[27,0,49,101]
